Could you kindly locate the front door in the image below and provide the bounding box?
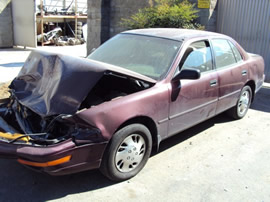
[168,40,219,136]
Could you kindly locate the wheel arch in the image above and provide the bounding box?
[245,80,255,102]
[115,116,159,152]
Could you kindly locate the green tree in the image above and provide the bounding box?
[121,0,204,30]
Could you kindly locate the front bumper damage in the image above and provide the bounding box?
[0,98,108,176]
[0,137,107,176]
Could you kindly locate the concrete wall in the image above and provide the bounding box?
[87,0,218,53]
[87,0,109,53]
[109,0,149,37]
[189,0,218,31]
[87,0,149,54]
[0,0,13,48]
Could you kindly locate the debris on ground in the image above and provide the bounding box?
[0,83,10,99]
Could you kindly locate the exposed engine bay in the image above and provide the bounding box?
[0,50,153,146]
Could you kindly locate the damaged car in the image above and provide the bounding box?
[0,29,265,181]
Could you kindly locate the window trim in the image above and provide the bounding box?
[210,38,244,70]
[227,40,243,63]
[173,39,215,77]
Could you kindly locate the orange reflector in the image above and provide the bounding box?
[18,155,71,167]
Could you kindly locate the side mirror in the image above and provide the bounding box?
[172,68,201,82]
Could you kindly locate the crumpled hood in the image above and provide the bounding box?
[10,50,156,118]
[10,50,106,117]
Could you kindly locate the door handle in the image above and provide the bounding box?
[242,70,247,76]
[210,79,218,87]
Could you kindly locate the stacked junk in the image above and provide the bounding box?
[36,0,87,46]
[37,22,86,46]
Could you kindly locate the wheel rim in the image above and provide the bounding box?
[238,90,250,116]
[115,134,146,173]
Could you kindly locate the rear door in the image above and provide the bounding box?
[168,40,219,137]
[211,39,246,114]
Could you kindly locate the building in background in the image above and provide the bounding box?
[87,0,218,53]
[0,0,13,48]
[217,0,270,82]
[0,0,87,48]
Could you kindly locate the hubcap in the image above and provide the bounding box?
[238,90,250,116]
[115,134,146,173]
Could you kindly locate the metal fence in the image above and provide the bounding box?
[217,0,270,82]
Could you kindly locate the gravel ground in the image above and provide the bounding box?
[0,82,10,99]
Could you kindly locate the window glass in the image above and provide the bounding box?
[228,41,243,62]
[180,41,213,73]
[211,39,237,69]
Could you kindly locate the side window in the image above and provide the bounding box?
[228,41,243,62]
[211,39,237,69]
[180,41,213,73]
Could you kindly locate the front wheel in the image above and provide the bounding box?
[100,124,152,181]
[227,85,252,119]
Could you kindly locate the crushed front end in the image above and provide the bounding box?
[0,96,108,175]
[0,50,111,175]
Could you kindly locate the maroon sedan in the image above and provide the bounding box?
[0,29,265,181]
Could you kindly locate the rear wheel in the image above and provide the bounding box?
[227,85,252,119]
[100,124,152,181]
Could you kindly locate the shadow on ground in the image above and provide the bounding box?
[0,160,114,202]
[0,113,233,202]
[251,86,270,113]
[0,62,24,68]
[158,113,232,153]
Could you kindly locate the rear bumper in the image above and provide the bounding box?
[0,139,107,175]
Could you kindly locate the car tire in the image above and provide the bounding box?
[227,85,252,119]
[100,124,152,181]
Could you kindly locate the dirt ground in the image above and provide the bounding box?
[0,82,10,99]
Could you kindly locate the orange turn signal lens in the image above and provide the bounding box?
[18,155,71,167]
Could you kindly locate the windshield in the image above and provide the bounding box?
[88,34,182,80]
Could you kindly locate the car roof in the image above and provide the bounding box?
[122,28,225,41]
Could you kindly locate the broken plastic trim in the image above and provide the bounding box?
[1,94,104,146]
[1,100,104,146]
